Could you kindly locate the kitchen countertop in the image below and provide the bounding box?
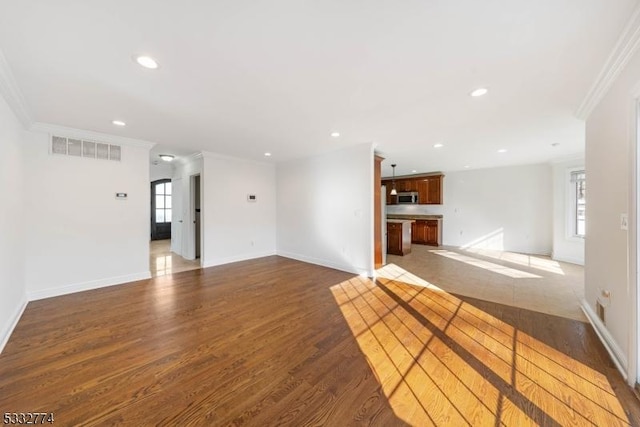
[386,219,415,224]
[387,214,443,220]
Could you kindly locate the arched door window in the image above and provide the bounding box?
[151,179,172,240]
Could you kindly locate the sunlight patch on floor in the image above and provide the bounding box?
[430,250,542,279]
[375,263,442,290]
[463,247,565,275]
[330,271,629,426]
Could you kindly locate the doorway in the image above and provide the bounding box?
[193,174,201,259]
[151,179,172,240]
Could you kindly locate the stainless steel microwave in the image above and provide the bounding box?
[397,192,419,204]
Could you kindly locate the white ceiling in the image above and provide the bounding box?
[0,0,637,176]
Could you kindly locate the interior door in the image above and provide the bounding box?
[151,179,172,241]
[171,177,183,255]
[194,175,201,259]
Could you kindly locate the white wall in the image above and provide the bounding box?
[23,130,152,299]
[277,143,374,275]
[150,162,173,182]
[584,44,640,382]
[202,153,277,266]
[551,158,585,265]
[387,164,553,255]
[0,93,27,351]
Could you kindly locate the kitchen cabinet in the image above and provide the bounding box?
[385,184,397,205]
[397,179,417,192]
[425,220,440,245]
[417,176,443,204]
[387,220,413,256]
[382,173,443,205]
[416,180,429,204]
[427,176,442,204]
[411,219,441,246]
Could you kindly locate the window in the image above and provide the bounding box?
[155,181,172,223]
[570,170,586,238]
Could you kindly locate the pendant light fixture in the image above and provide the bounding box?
[390,164,398,196]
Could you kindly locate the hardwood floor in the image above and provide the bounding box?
[1,256,638,426]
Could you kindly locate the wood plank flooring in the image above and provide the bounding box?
[0,256,639,426]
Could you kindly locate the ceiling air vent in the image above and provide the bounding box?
[51,135,121,162]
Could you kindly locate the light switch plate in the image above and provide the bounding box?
[621,213,628,230]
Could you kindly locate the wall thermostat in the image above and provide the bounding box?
[247,194,257,202]
[116,193,128,200]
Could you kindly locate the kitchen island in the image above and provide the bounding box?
[387,214,442,246]
[386,219,414,256]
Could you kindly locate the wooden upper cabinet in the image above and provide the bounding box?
[384,182,397,205]
[417,180,429,204]
[382,173,443,205]
[395,179,413,192]
[426,175,443,204]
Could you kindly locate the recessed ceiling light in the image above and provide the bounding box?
[470,87,488,97]
[112,120,126,126]
[159,154,174,162]
[134,55,159,69]
[264,152,272,157]
[330,132,340,138]
[464,165,470,169]
[412,170,417,173]
[433,143,444,148]
[497,148,507,153]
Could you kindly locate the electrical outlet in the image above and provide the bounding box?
[621,213,628,230]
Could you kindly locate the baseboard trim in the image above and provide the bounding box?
[202,250,277,269]
[277,250,371,276]
[581,299,628,380]
[27,271,152,301]
[0,295,28,354]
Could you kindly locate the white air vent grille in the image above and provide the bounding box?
[109,144,121,161]
[82,141,96,157]
[52,136,67,155]
[51,135,121,161]
[96,143,109,160]
[68,138,82,156]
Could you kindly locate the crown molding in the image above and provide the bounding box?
[29,122,156,150]
[0,50,33,127]
[201,150,274,165]
[175,152,204,165]
[576,4,640,120]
